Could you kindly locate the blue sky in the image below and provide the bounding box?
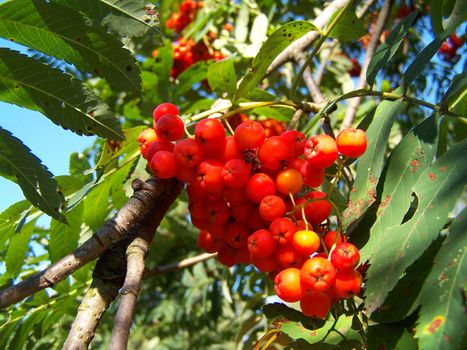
[0,103,95,212]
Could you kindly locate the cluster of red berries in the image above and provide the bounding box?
[439,34,464,61]
[137,102,368,318]
[166,0,203,33]
[227,114,286,138]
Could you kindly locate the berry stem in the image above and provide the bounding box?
[327,199,343,235]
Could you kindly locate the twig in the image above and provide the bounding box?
[0,178,179,309]
[266,0,351,75]
[63,178,182,350]
[288,109,304,130]
[296,54,326,104]
[144,252,217,277]
[341,0,393,129]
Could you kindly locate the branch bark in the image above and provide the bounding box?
[63,177,182,350]
[341,0,393,129]
[0,177,178,309]
[266,0,350,75]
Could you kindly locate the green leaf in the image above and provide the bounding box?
[174,61,208,98]
[49,203,83,263]
[441,73,467,116]
[5,225,33,277]
[83,180,111,230]
[235,21,319,100]
[443,0,467,31]
[328,9,365,42]
[0,127,65,221]
[367,324,418,350]
[52,0,159,37]
[9,308,48,350]
[342,100,405,229]
[96,126,144,168]
[0,0,141,93]
[0,49,123,140]
[364,139,467,314]
[278,315,362,345]
[69,152,93,183]
[402,22,461,92]
[415,209,467,350]
[429,0,444,35]
[359,115,438,262]
[110,159,138,209]
[367,12,418,87]
[0,200,31,247]
[207,58,237,99]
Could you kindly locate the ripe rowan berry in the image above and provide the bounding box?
[156,114,185,141]
[323,230,347,251]
[138,128,159,159]
[197,230,218,253]
[333,270,362,298]
[336,128,367,158]
[224,221,250,248]
[300,257,336,292]
[174,138,204,167]
[270,217,297,245]
[275,244,306,269]
[145,140,175,161]
[276,168,303,195]
[247,229,277,259]
[222,159,251,188]
[291,230,320,257]
[149,151,178,179]
[274,268,303,302]
[281,130,306,157]
[300,291,332,318]
[258,136,294,170]
[153,102,179,122]
[234,121,265,149]
[330,243,360,271]
[259,195,286,222]
[245,173,276,204]
[304,134,338,168]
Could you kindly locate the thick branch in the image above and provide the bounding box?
[0,177,177,309]
[63,178,182,350]
[108,218,159,349]
[266,0,350,74]
[341,0,393,129]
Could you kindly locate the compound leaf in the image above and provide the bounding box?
[0,0,141,93]
[0,49,123,140]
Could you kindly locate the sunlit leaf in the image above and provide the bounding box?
[415,209,467,350]
[364,140,467,314]
[0,0,141,93]
[0,49,123,140]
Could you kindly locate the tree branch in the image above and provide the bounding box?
[266,0,350,75]
[144,252,217,278]
[341,0,393,129]
[0,177,179,309]
[63,177,182,350]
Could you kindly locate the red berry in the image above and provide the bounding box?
[222,159,251,188]
[300,291,332,318]
[300,161,325,188]
[234,121,265,149]
[197,230,218,253]
[275,244,306,269]
[281,130,306,157]
[270,217,297,245]
[333,270,362,298]
[258,136,294,170]
[149,151,178,179]
[300,191,332,225]
[323,230,347,251]
[336,128,367,158]
[291,230,321,257]
[247,229,277,258]
[245,173,276,204]
[274,268,303,302]
[153,103,179,122]
[205,199,230,224]
[156,114,185,141]
[145,139,175,161]
[224,221,250,248]
[300,257,336,292]
[259,195,286,222]
[174,138,204,167]
[330,243,360,271]
[197,160,225,193]
[304,134,338,168]
[195,118,226,155]
[276,168,303,195]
